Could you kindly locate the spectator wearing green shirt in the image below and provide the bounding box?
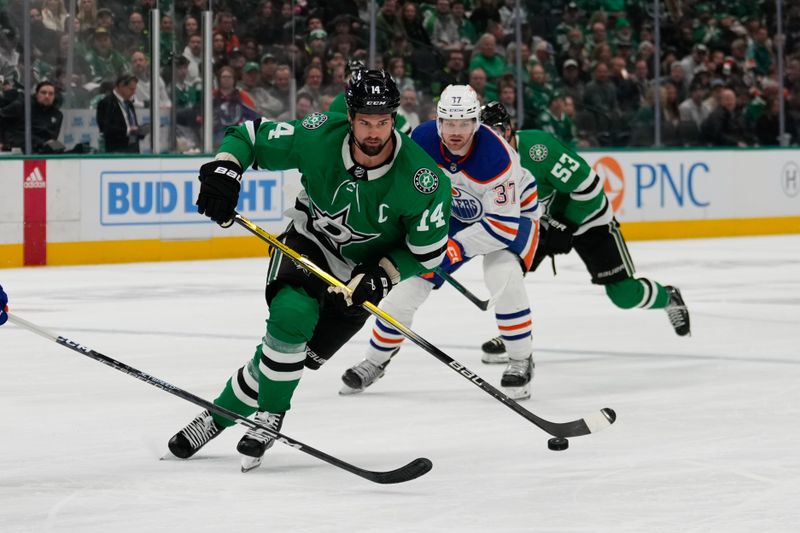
[376,0,406,52]
[424,0,460,52]
[585,20,608,56]
[555,2,583,54]
[746,26,773,77]
[523,63,553,126]
[469,33,507,102]
[85,27,128,85]
[452,1,478,49]
[536,93,576,149]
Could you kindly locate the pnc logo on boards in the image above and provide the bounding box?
[592,156,624,213]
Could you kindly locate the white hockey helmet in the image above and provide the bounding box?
[437,84,481,136]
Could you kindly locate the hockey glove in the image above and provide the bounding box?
[439,238,465,271]
[0,284,8,326]
[542,215,577,255]
[196,160,243,227]
[329,257,401,307]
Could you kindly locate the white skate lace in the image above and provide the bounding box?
[245,412,282,444]
[667,304,687,327]
[183,411,218,449]
[351,360,384,385]
[505,357,531,377]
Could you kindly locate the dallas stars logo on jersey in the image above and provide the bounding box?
[529,144,549,162]
[302,113,328,130]
[310,202,379,254]
[413,168,439,194]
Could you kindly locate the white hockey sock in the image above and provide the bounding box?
[484,250,533,360]
[365,276,433,365]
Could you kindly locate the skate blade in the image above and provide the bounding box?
[339,384,364,396]
[241,455,263,473]
[502,382,531,400]
[481,352,509,364]
[160,450,179,461]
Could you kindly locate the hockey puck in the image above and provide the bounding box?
[547,437,569,451]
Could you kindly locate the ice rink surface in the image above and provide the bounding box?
[1,234,799,532]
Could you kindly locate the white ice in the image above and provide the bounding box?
[1,235,799,533]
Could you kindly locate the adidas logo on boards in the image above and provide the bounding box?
[24,167,46,189]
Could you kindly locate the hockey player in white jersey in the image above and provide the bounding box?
[340,85,541,400]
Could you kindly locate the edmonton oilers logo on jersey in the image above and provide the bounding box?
[302,112,328,129]
[451,187,483,222]
[413,168,439,194]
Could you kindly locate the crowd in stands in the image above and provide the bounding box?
[1,0,799,153]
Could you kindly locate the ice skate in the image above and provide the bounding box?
[237,411,285,473]
[664,286,690,336]
[480,336,509,363]
[167,410,225,459]
[340,358,392,395]
[501,355,534,400]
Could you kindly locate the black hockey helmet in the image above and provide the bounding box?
[480,101,512,131]
[345,69,400,115]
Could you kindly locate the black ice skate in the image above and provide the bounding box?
[168,410,225,459]
[237,411,285,473]
[480,336,508,363]
[340,357,392,395]
[501,355,534,400]
[665,286,691,336]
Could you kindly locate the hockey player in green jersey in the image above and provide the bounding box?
[168,69,451,472]
[478,101,690,361]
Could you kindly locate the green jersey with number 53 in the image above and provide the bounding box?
[217,112,452,281]
[515,129,611,232]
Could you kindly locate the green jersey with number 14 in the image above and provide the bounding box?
[217,112,452,281]
[515,129,611,233]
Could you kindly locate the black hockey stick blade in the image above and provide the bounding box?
[435,267,492,311]
[6,313,431,484]
[369,457,433,484]
[234,214,617,440]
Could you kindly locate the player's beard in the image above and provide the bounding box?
[355,134,391,157]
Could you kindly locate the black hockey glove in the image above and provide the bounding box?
[542,215,577,255]
[329,258,401,307]
[196,160,242,227]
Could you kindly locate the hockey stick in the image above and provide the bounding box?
[6,312,431,484]
[434,267,494,311]
[235,214,616,439]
